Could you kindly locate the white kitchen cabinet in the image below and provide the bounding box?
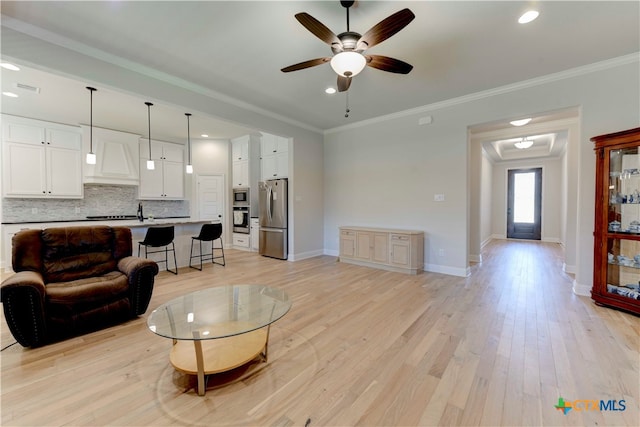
[250,218,259,251]
[232,136,250,161]
[261,151,288,180]
[260,132,289,180]
[2,115,82,198]
[260,133,289,157]
[231,135,261,216]
[233,232,250,250]
[82,126,140,185]
[339,226,424,274]
[232,160,249,187]
[139,139,184,199]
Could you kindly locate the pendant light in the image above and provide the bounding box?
[185,113,193,174]
[86,86,97,165]
[145,102,154,170]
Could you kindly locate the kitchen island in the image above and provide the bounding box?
[1,218,220,273]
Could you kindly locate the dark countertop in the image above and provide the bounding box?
[2,216,190,225]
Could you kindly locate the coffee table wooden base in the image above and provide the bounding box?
[169,328,268,395]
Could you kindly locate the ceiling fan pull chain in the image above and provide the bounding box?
[345,91,350,118]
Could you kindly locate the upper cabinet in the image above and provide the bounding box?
[82,126,140,185]
[232,137,250,162]
[231,134,260,188]
[260,132,289,180]
[2,115,82,198]
[139,139,185,199]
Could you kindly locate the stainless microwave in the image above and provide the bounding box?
[233,187,249,205]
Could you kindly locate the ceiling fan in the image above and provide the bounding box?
[281,0,415,92]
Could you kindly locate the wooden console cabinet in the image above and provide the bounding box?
[592,127,640,315]
[339,226,424,274]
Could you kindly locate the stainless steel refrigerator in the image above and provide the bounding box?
[259,179,288,259]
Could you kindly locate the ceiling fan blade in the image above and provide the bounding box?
[337,75,352,92]
[365,55,413,74]
[357,8,415,50]
[295,12,341,46]
[281,57,331,73]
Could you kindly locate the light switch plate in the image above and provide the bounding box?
[434,194,445,202]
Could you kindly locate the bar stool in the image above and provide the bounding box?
[138,225,178,275]
[189,223,225,270]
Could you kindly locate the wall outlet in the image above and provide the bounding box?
[31,208,38,214]
[163,207,168,213]
[434,194,445,202]
[438,248,445,257]
[75,206,81,214]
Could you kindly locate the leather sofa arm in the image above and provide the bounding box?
[117,256,159,316]
[0,271,47,347]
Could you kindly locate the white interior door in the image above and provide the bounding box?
[197,174,224,222]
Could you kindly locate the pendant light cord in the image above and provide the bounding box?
[185,113,192,164]
[145,102,153,155]
[86,87,96,153]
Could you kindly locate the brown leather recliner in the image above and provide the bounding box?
[1,226,159,347]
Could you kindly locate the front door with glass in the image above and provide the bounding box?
[507,168,542,240]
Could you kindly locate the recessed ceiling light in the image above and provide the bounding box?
[518,10,539,24]
[2,92,18,98]
[0,62,20,71]
[325,87,336,94]
[510,118,532,126]
[201,134,209,138]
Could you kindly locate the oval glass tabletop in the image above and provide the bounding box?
[147,285,291,341]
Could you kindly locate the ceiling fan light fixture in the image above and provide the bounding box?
[514,138,534,149]
[330,51,366,77]
[518,10,539,24]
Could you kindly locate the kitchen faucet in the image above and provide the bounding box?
[137,203,144,222]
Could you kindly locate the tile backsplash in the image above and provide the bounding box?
[2,184,189,223]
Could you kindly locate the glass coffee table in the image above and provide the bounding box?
[147,285,291,396]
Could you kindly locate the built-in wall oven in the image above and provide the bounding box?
[233,206,250,234]
[233,188,249,206]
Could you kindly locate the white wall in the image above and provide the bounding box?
[324,58,640,286]
[480,150,493,248]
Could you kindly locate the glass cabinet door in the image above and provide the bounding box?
[606,147,640,302]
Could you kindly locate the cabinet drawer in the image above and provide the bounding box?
[390,234,410,241]
[233,234,250,247]
[341,230,355,236]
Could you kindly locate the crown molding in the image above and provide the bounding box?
[325,53,639,135]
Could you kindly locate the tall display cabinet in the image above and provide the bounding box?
[592,127,640,315]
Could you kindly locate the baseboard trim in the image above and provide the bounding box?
[424,263,470,277]
[469,254,482,263]
[563,263,576,274]
[481,236,493,248]
[324,249,339,257]
[573,280,591,297]
[289,249,325,261]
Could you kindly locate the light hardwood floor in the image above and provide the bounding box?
[1,240,638,426]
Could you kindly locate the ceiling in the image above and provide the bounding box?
[1,1,638,143]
